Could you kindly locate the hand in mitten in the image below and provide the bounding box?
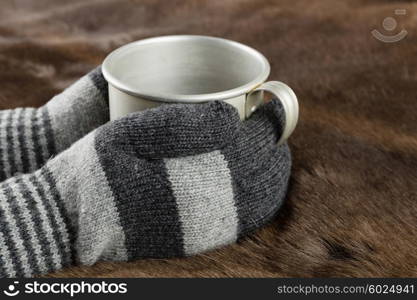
[0,67,108,181]
[0,99,290,277]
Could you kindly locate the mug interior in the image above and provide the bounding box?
[102,35,270,102]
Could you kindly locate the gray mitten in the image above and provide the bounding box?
[0,99,291,277]
[0,67,108,181]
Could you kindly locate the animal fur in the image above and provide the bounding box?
[0,0,416,277]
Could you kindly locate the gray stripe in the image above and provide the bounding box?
[30,108,44,168]
[0,180,24,276]
[26,172,64,271]
[11,108,24,174]
[17,109,30,173]
[47,73,109,153]
[165,150,238,255]
[3,178,40,275]
[35,108,51,163]
[0,230,16,277]
[0,179,32,277]
[77,134,127,264]
[220,102,291,236]
[12,176,48,273]
[19,175,56,272]
[37,170,72,264]
[0,110,11,179]
[95,124,184,258]
[6,110,16,177]
[22,108,37,172]
[40,107,56,162]
[87,66,108,100]
[47,132,128,264]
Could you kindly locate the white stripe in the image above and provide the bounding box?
[23,108,37,171]
[0,110,12,177]
[0,230,16,277]
[0,178,32,277]
[165,150,238,255]
[47,75,103,153]
[35,108,50,162]
[75,133,128,264]
[37,170,72,259]
[21,174,63,271]
[46,132,128,264]
[11,176,48,273]
[11,108,24,173]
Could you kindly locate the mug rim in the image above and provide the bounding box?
[102,35,271,103]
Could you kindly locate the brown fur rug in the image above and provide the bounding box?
[0,0,416,277]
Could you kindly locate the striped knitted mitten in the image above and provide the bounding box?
[0,67,108,181]
[0,99,291,278]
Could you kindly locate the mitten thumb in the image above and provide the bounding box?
[239,98,286,148]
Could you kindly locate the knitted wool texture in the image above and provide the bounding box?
[0,67,108,181]
[0,99,291,278]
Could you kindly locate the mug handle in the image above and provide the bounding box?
[246,81,299,145]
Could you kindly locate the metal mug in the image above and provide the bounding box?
[102,35,299,144]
